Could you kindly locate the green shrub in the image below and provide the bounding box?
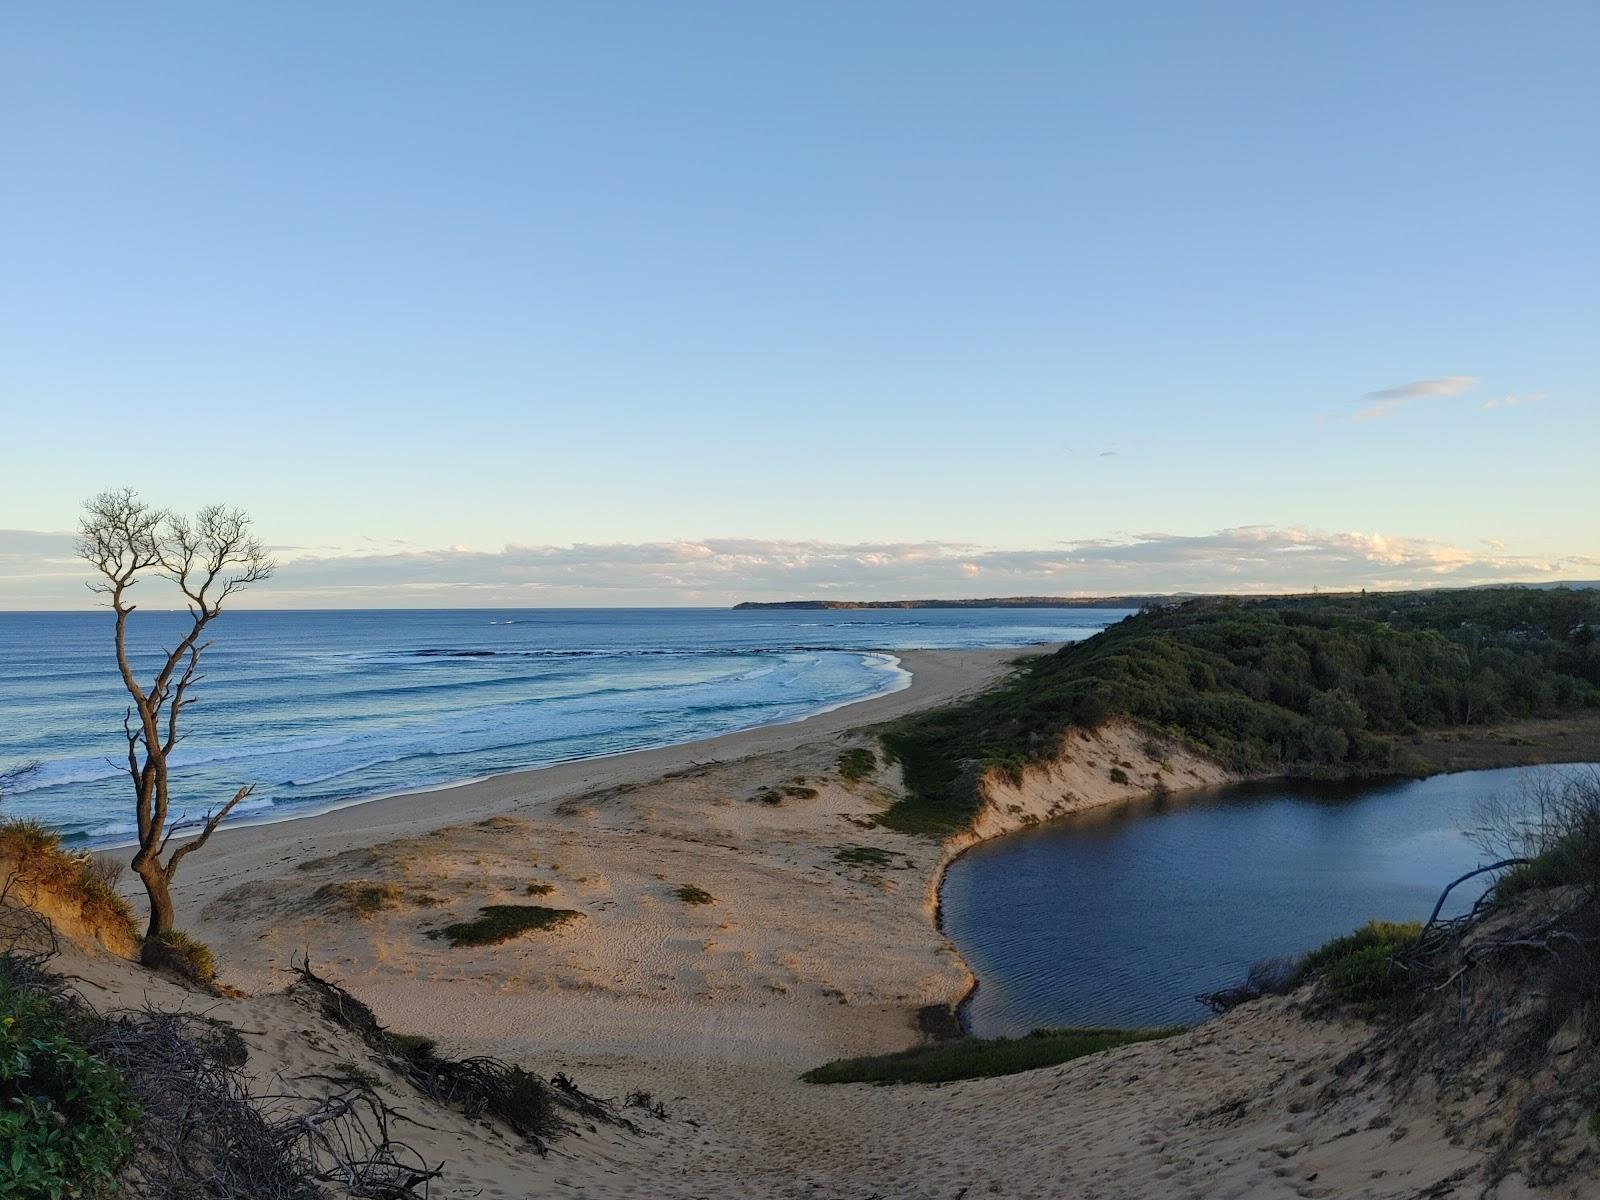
[803,1026,1182,1085]
[1491,772,1600,901]
[1496,850,1577,900]
[0,972,138,1198]
[674,885,715,905]
[1295,919,1422,1015]
[142,929,217,986]
[524,882,554,896]
[1108,767,1130,784]
[837,747,878,782]
[429,905,583,947]
[984,754,1028,787]
[388,1031,437,1058]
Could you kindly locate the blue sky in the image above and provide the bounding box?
[3,2,1596,606]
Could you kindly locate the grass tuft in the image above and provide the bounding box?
[674,884,715,905]
[837,747,878,782]
[429,905,584,947]
[0,818,139,941]
[142,929,217,986]
[833,845,896,867]
[803,1026,1183,1085]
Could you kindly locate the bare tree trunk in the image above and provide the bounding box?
[136,861,177,943]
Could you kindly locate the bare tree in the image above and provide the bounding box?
[77,488,274,949]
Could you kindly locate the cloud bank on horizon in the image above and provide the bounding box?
[3,526,1595,609]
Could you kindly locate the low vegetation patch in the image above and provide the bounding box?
[803,1026,1182,1085]
[837,747,877,782]
[0,957,138,1199]
[428,904,583,947]
[1296,920,1423,1014]
[752,782,820,805]
[524,881,554,896]
[0,818,139,943]
[308,879,417,917]
[141,929,218,987]
[673,885,715,905]
[833,845,897,867]
[878,589,1600,836]
[1491,770,1600,901]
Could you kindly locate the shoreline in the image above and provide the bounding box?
[96,646,920,852]
[168,644,1055,928]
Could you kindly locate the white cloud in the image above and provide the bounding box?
[1353,375,1478,421]
[7,525,1593,609]
[1481,393,1544,410]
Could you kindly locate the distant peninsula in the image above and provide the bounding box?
[732,596,1184,610]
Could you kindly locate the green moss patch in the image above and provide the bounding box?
[429,905,584,948]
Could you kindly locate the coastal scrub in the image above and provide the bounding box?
[429,905,584,948]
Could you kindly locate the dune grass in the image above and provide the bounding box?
[674,884,715,904]
[429,904,583,947]
[833,845,897,867]
[0,817,139,940]
[802,1025,1183,1085]
[837,747,877,782]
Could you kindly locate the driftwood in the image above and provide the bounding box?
[290,956,645,1153]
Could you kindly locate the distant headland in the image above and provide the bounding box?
[732,595,1188,610]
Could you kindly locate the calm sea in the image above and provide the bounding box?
[0,607,1129,844]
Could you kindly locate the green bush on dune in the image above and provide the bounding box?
[429,904,584,947]
[0,962,138,1199]
[1294,920,1423,1015]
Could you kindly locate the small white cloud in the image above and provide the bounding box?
[1481,393,1544,410]
[1353,375,1477,421]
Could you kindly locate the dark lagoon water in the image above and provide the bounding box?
[0,607,1129,844]
[941,765,1596,1036]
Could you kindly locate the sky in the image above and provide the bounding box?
[3,2,1596,608]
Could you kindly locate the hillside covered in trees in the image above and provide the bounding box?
[880,588,1600,834]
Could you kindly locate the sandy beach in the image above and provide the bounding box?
[61,644,1570,1198]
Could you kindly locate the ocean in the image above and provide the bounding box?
[0,607,1129,845]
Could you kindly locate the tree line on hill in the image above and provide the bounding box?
[879,588,1600,834]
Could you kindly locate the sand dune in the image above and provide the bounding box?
[65,645,1587,1197]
